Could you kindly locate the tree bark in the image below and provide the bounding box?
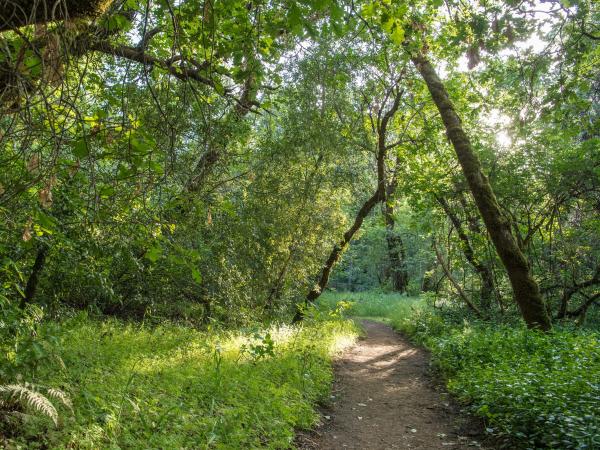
[556,265,600,319]
[0,0,111,32]
[565,293,600,322]
[436,195,495,309]
[412,53,551,330]
[382,154,408,293]
[384,200,408,293]
[20,243,48,308]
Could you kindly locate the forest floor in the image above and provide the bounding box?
[297,320,488,450]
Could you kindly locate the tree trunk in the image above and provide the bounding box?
[436,195,495,310]
[292,189,383,322]
[293,86,404,322]
[384,201,408,293]
[0,0,111,32]
[412,54,551,330]
[556,265,600,319]
[20,243,48,308]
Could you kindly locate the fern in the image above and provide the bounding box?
[46,387,73,412]
[0,383,71,426]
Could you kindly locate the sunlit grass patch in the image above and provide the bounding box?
[5,314,359,449]
[318,291,424,319]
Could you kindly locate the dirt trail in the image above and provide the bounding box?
[298,320,485,449]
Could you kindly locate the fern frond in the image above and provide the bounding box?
[0,384,58,425]
[46,388,73,412]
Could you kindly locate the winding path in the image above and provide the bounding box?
[298,320,486,449]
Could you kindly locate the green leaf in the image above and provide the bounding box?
[23,53,42,77]
[213,79,225,96]
[148,160,164,175]
[390,23,405,45]
[361,2,375,18]
[35,210,57,234]
[381,17,394,33]
[191,268,202,283]
[105,14,131,32]
[72,139,89,158]
[145,245,163,263]
[288,4,303,34]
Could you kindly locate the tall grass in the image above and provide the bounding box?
[1,313,358,449]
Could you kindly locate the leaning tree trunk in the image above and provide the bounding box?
[436,195,495,310]
[412,54,551,330]
[293,86,404,322]
[292,189,383,322]
[433,239,482,317]
[20,243,48,308]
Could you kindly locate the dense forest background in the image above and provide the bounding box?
[0,0,598,448]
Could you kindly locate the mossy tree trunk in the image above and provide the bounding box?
[0,0,111,32]
[412,54,551,330]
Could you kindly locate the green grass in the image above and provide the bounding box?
[321,291,600,449]
[1,313,359,449]
[318,291,423,320]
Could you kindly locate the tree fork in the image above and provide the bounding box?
[412,53,551,330]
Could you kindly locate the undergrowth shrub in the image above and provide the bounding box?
[394,306,600,449]
[1,310,358,449]
[426,325,600,449]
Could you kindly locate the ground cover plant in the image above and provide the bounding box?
[318,291,422,320]
[322,292,600,449]
[1,308,358,449]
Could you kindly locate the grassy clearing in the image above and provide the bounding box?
[1,313,358,449]
[318,291,422,320]
[321,292,600,449]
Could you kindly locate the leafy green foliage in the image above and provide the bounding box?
[1,313,358,448]
[0,0,599,445]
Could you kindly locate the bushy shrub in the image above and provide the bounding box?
[392,305,600,449]
[431,326,600,449]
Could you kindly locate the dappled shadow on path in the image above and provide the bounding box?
[297,320,486,450]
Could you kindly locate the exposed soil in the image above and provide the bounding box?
[297,320,488,449]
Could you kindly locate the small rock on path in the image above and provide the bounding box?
[298,320,486,449]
